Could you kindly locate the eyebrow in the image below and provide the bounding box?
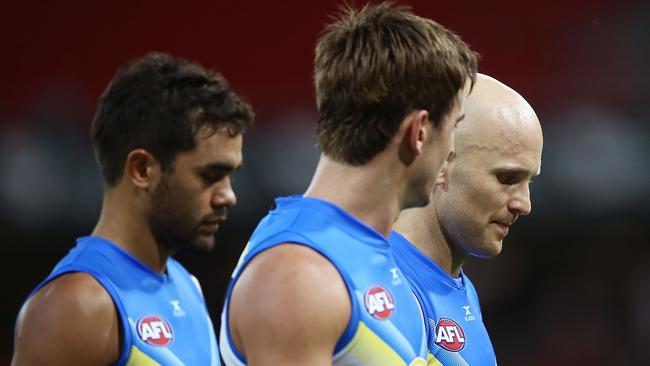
[456,114,465,123]
[494,166,539,176]
[197,162,242,172]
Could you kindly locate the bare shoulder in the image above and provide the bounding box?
[12,272,120,366]
[229,243,350,366]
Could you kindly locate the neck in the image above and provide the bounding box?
[304,155,406,237]
[91,186,170,274]
[394,202,465,278]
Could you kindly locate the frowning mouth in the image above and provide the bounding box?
[201,212,228,226]
[202,218,225,225]
[491,221,510,236]
[199,215,227,233]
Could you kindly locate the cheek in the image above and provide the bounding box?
[183,178,210,206]
[443,178,487,223]
[180,186,208,214]
[200,189,216,209]
[171,184,205,218]
[438,188,473,226]
[471,186,510,220]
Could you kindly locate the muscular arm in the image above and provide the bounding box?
[12,272,120,366]
[228,244,351,366]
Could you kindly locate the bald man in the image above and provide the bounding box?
[390,74,543,365]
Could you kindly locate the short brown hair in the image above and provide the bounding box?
[314,1,477,165]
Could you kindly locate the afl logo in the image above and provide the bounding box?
[364,285,395,319]
[136,315,174,346]
[434,318,466,352]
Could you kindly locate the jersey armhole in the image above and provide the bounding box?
[27,266,133,366]
[222,235,360,363]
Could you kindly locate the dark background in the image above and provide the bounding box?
[1,1,649,364]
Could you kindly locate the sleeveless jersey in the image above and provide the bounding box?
[390,231,497,366]
[27,236,219,366]
[220,196,428,366]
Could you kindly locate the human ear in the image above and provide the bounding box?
[124,149,159,190]
[408,110,429,156]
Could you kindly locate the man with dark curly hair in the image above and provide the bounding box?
[12,52,254,366]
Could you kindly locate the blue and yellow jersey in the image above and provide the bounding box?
[27,236,219,366]
[390,231,497,366]
[220,196,428,366]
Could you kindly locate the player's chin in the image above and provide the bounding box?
[187,232,216,252]
[488,239,504,257]
[488,242,503,257]
[473,239,503,258]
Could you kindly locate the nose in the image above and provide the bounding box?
[508,184,532,217]
[211,177,237,209]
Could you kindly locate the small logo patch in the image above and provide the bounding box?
[434,318,466,352]
[462,305,475,321]
[389,267,403,285]
[170,300,186,317]
[364,285,395,319]
[136,315,174,346]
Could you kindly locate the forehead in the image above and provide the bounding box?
[175,127,243,167]
[457,89,543,172]
[462,131,542,175]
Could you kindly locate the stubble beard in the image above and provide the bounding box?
[148,175,212,254]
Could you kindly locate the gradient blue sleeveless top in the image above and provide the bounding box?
[220,196,428,365]
[28,236,219,366]
[390,231,497,366]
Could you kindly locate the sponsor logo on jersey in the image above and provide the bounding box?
[136,315,174,346]
[462,305,476,321]
[364,285,395,319]
[170,300,186,317]
[434,317,466,352]
[389,267,403,285]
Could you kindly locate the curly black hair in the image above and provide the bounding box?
[91,52,254,185]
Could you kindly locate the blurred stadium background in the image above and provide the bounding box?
[1,1,649,364]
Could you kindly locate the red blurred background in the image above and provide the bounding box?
[1,1,648,365]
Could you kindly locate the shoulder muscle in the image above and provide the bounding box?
[12,272,120,366]
[229,243,350,366]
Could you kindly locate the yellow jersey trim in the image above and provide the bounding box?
[125,345,161,366]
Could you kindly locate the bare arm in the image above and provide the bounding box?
[12,272,120,366]
[228,244,351,366]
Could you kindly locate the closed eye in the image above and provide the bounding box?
[495,169,534,186]
[495,170,540,186]
[201,171,227,185]
[496,173,518,185]
[197,162,240,186]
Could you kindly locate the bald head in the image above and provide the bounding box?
[421,73,544,261]
[455,74,542,158]
[394,73,543,270]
